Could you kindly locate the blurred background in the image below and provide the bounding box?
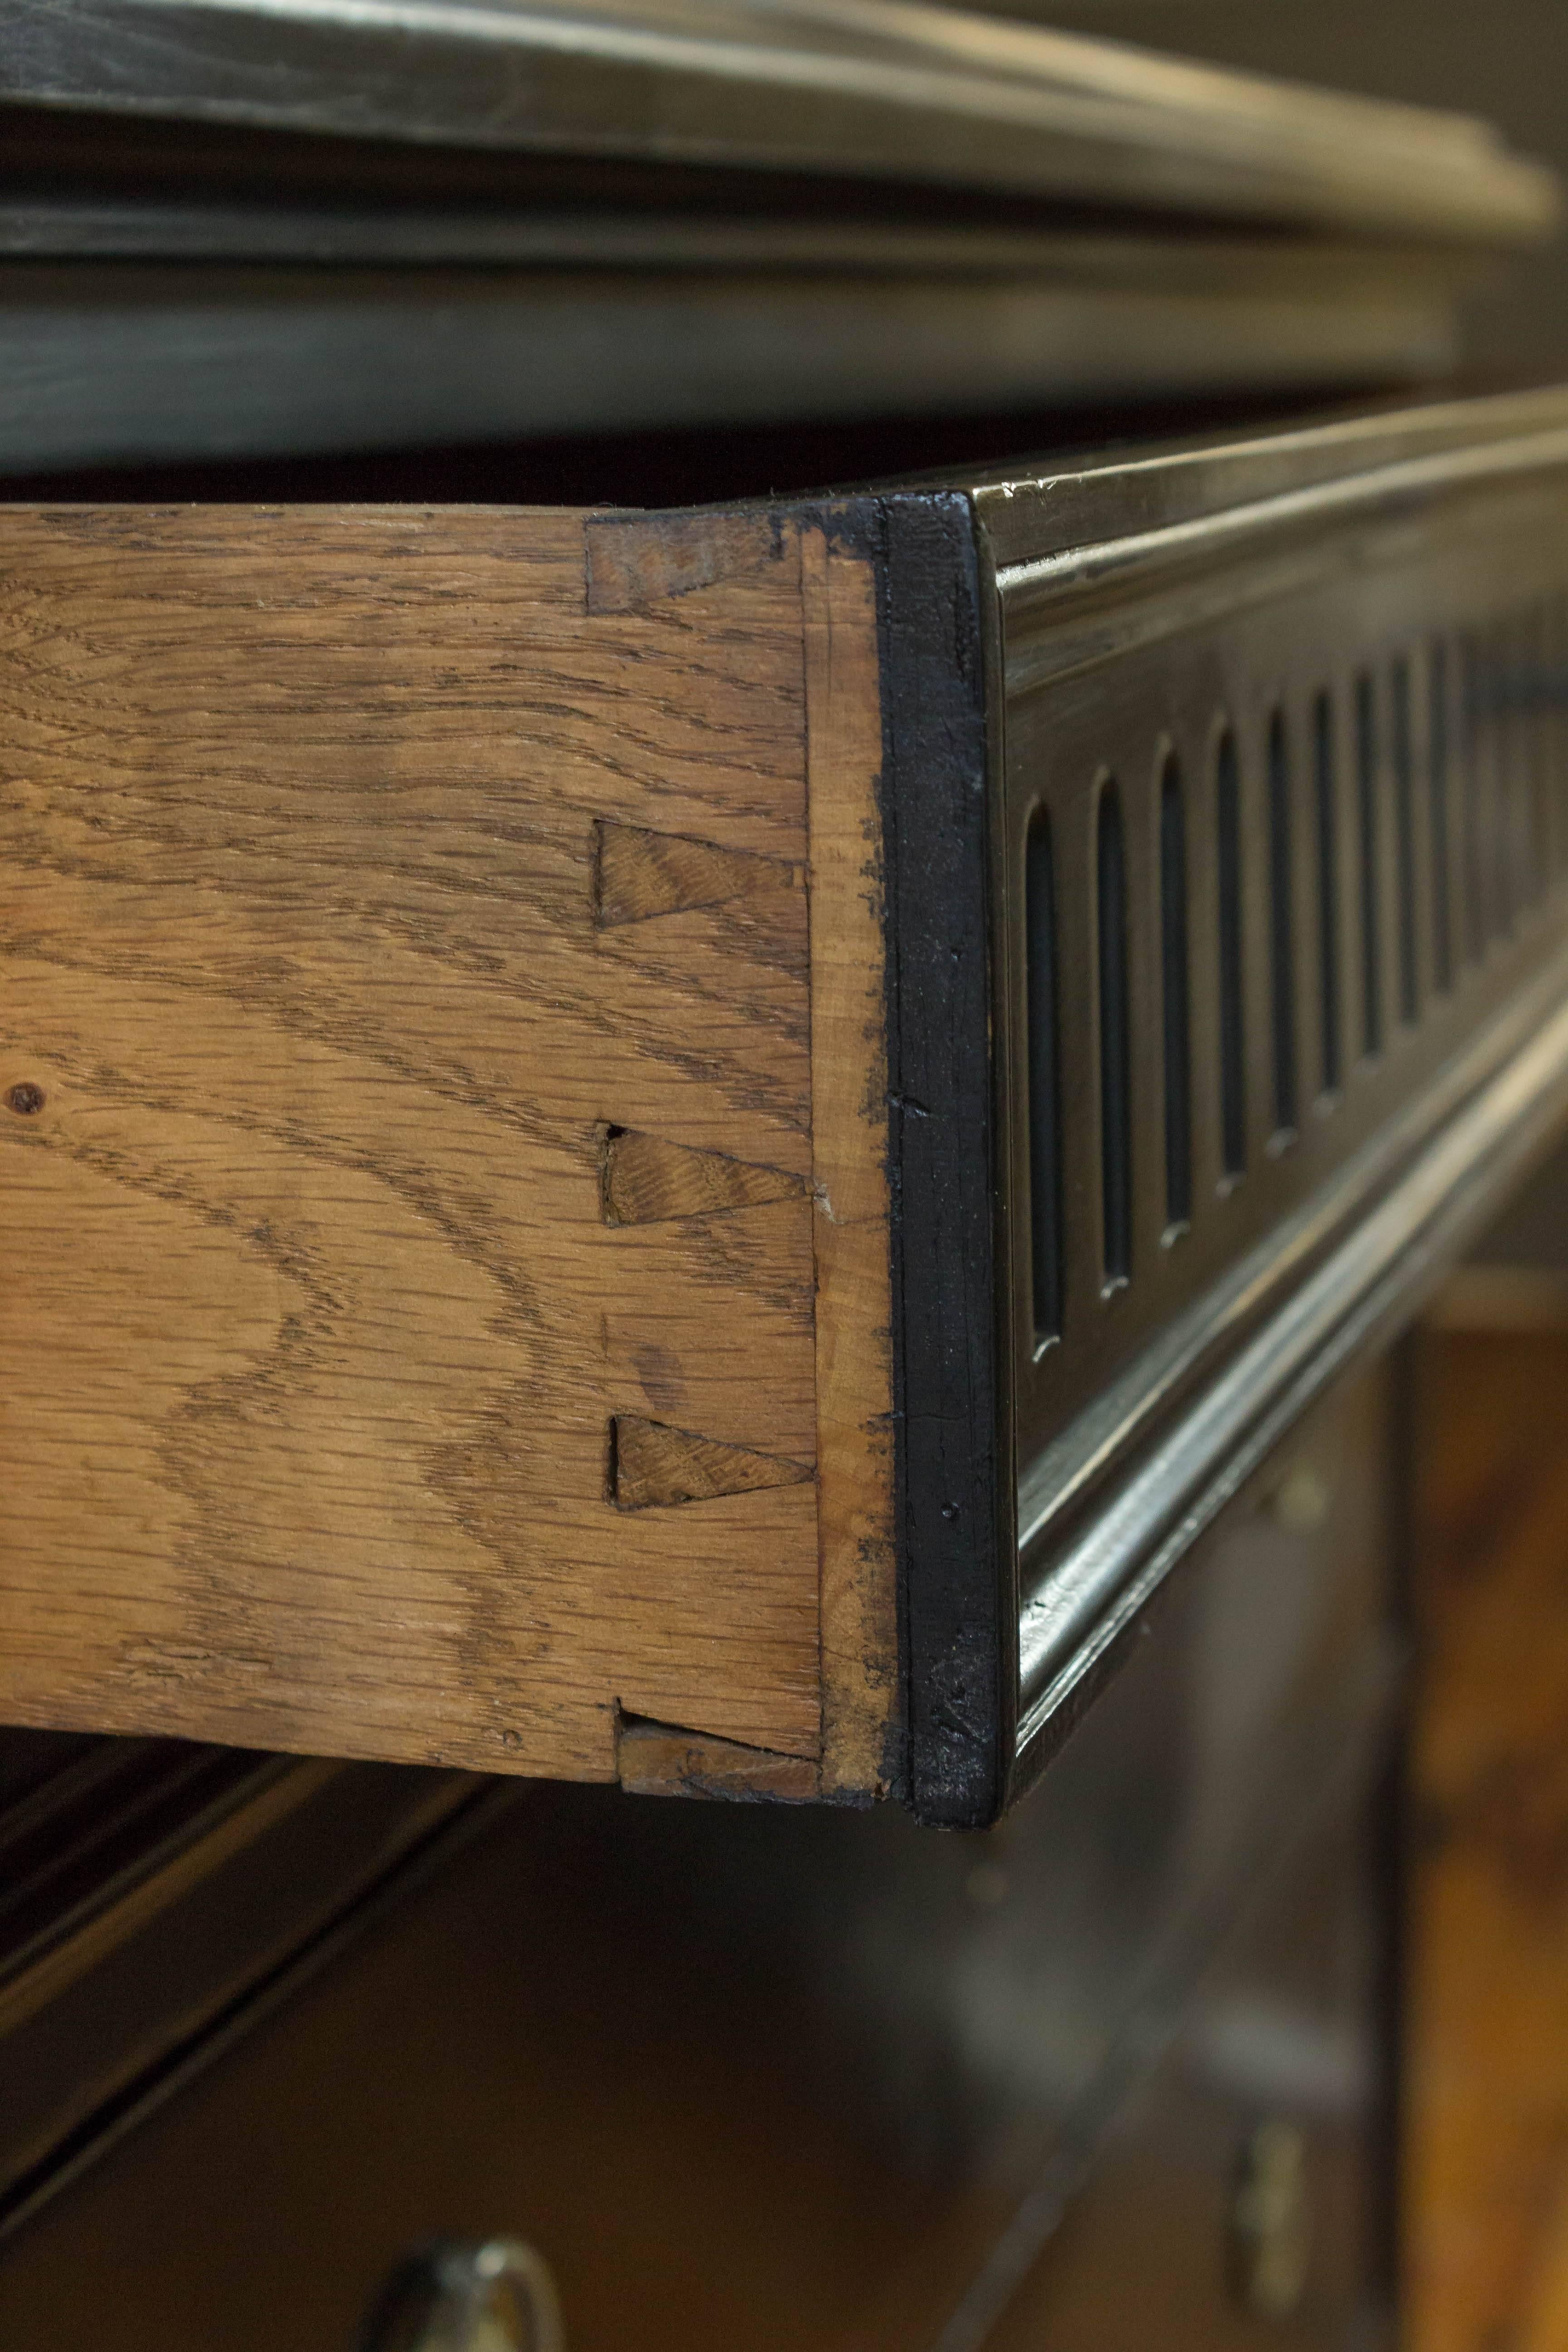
[938,0,1568,387]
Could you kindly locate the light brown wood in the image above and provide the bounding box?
[0,502,835,1780]
[594,819,804,927]
[601,1128,804,1225]
[615,1719,822,1802]
[0,499,900,1799]
[1407,1327,1568,2352]
[803,524,899,1800]
[610,1416,812,1510]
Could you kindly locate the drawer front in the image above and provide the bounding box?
[978,1758,1392,2352]
[899,389,1568,1822]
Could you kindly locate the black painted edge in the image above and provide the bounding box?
[837,490,1009,1828]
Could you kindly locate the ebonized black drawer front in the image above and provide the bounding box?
[896,387,1568,1821]
[976,1754,1392,2352]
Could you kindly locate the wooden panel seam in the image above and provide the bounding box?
[583,505,823,1793]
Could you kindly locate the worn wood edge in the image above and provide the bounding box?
[585,509,793,613]
[802,519,899,1803]
[879,494,1004,1828]
[615,1717,822,1803]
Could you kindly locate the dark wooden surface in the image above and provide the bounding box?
[0,1370,1394,2350]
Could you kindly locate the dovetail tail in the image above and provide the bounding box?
[585,509,786,614]
[599,1122,628,1223]
[601,1127,803,1225]
[616,1715,820,1802]
[594,818,802,927]
[610,1414,812,1509]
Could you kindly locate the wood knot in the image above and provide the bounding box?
[6,1082,45,1115]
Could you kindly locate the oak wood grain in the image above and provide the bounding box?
[0,503,830,1780]
[803,524,899,1800]
[594,818,804,926]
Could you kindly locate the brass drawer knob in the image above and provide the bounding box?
[1228,2120,1313,2320]
[360,2238,565,2352]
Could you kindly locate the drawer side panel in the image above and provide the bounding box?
[0,503,825,1778]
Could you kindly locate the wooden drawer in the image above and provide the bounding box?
[0,501,891,1802]
[5,388,1568,1824]
[0,500,899,1805]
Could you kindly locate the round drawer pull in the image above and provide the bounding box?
[1228,2119,1312,2320]
[360,2237,566,2352]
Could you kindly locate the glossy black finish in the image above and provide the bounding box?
[874,490,1008,1828]
[0,1734,493,2235]
[996,392,1568,1797]
[970,1769,1394,2352]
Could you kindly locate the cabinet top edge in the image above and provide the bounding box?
[3,0,1556,249]
[972,382,1568,578]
